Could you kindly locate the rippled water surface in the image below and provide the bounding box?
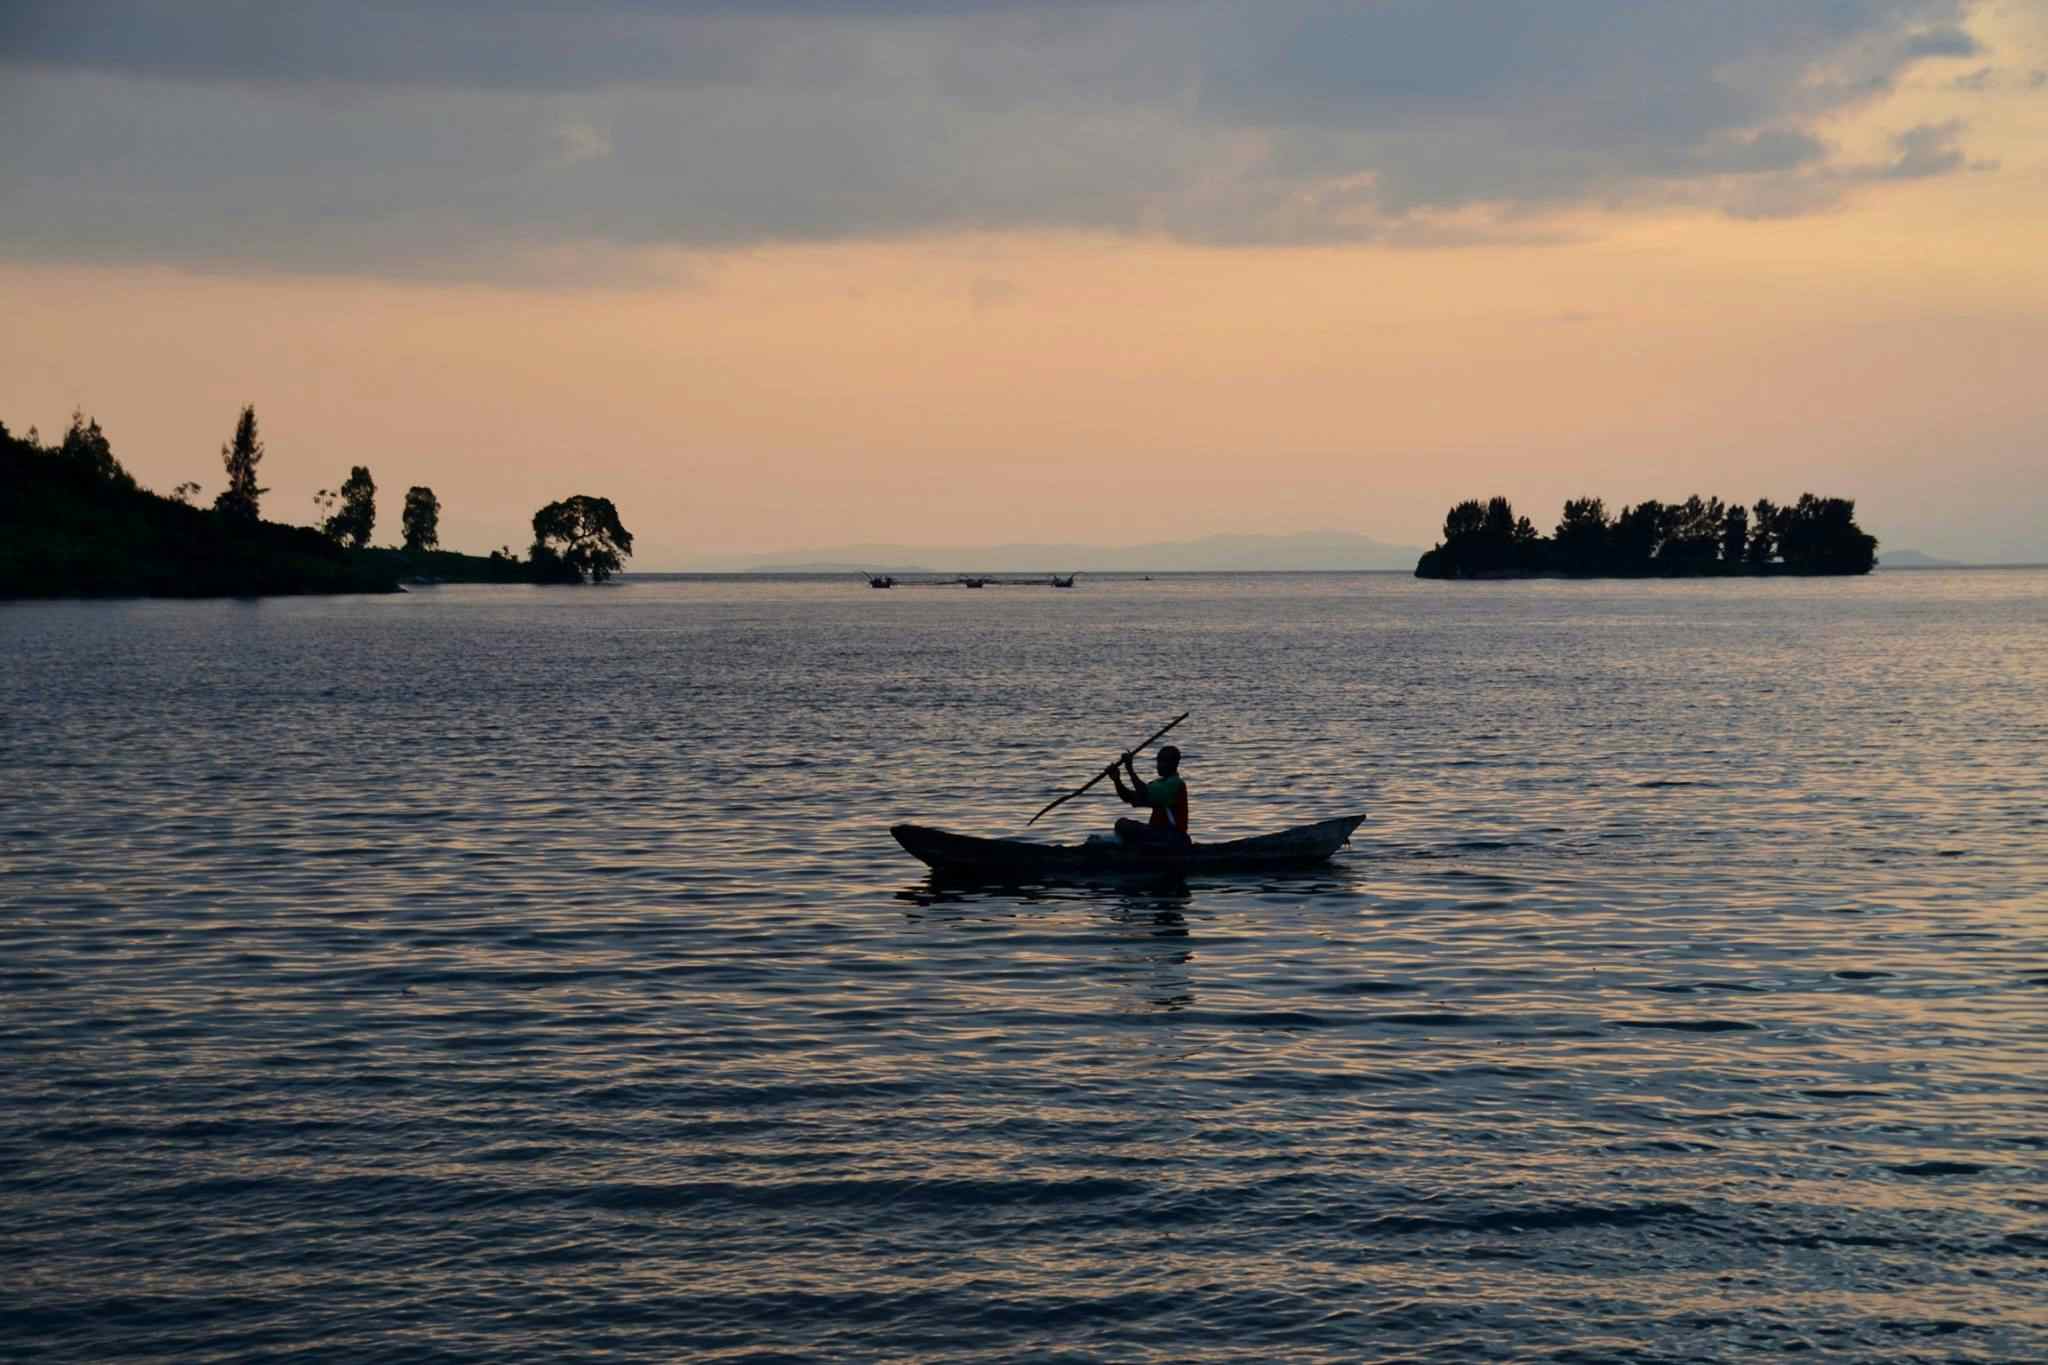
[4,571,2046,1362]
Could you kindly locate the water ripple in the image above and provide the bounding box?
[3,571,2045,1362]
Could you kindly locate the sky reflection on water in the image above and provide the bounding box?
[2,571,2045,1361]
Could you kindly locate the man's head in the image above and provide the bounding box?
[1156,745,1181,776]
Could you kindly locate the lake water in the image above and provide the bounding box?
[3,570,2045,1362]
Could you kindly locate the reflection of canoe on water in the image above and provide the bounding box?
[891,815,1366,878]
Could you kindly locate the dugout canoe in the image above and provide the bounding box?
[890,814,1366,878]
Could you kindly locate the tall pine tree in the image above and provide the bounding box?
[214,405,266,523]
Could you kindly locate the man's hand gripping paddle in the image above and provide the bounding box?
[1026,712,1189,828]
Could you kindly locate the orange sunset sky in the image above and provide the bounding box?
[4,1,2045,566]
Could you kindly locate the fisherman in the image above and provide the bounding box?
[1106,745,1190,847]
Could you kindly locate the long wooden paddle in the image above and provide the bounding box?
[1027,712,1189,827]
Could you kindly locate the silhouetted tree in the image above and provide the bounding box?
[401,485,440,552]
[1777,493,1878,573]
[1610,500,1667,566]
[320,466,376,548]
[56,412,137,493]
[172,481,202,505]
[1418,495,1546,575]
[1510,516,1542,569]
[1554,497,1611,572]
[1417,490,1873,577]
[1555,497,1608,539]
[3,415,396,598]
[1747,498,1780,563]
[1661,494,1725,565]
[531,495,633,582]
[1444,500,1486,540]
[1482,496,1516,539]
[1721,504,1749,563]
[214,405,266,524]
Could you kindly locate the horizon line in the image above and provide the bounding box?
[620,561,2041,577]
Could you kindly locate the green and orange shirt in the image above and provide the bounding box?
[1141,776,1189,836]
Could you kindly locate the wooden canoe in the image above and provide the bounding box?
[891,814,1366,879]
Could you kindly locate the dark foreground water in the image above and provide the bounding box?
[4,570,2045,1363]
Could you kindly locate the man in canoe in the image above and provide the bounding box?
[1106,745,1191,848]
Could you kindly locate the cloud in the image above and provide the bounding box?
[1898,25,1979,59]
[1875,119,1971,179]
[0,2,1153,94]
[0,0,2000,274]
[1718,116,1985,218]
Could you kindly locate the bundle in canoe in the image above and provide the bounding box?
[891,814,1366,879]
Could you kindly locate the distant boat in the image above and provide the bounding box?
[959,576,989,588]
[1050,573,1076,588]
[860,571,895,588]
[891,815,1366,879]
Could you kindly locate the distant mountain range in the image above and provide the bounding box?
[1875,549,1962,568]
[682,530,1424,574]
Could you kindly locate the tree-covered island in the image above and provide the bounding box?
[2,407,634,599]
[1415,494,1877,579]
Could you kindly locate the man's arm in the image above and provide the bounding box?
[1106,754,1143,806]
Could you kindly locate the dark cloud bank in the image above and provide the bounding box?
[0,1,1993,273]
